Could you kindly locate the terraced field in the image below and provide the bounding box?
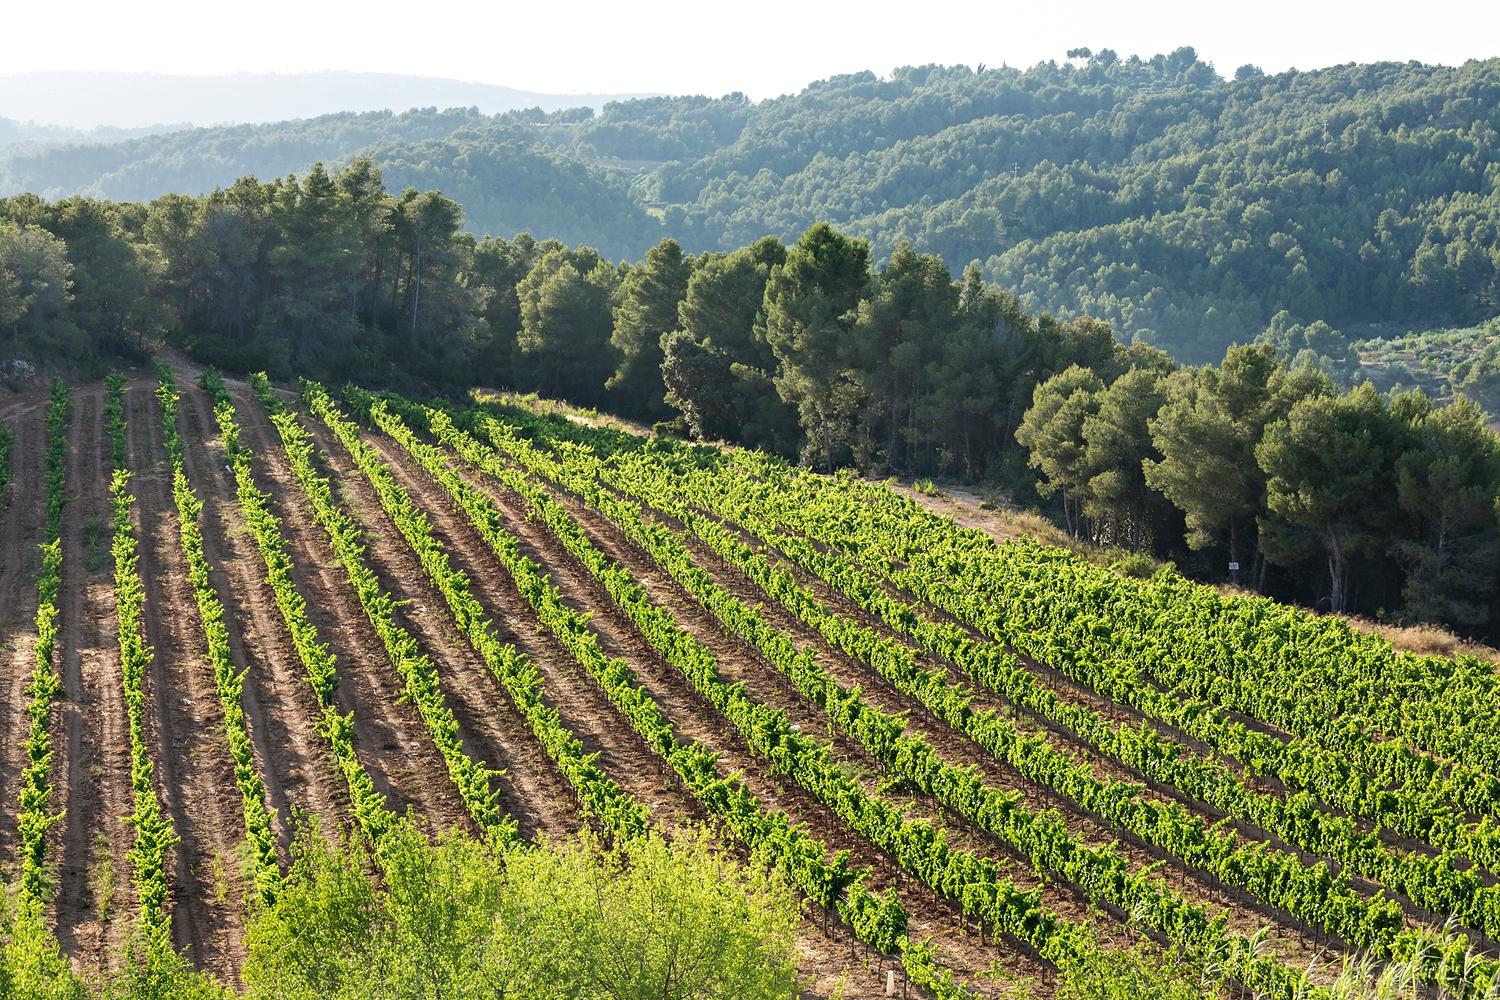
[5,363,1500,998]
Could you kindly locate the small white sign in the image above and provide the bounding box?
[1228,562,1240,572]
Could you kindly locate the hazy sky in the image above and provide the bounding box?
[11,0,1499,98]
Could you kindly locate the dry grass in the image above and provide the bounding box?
[1337,615,1500,665]
[472,388,658,438]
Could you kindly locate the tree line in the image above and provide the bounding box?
[1018,341,1500,632]
[0,161,1117,483]
[3,158,1499,635]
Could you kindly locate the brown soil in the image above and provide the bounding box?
[0,394,48,860]
[52,382,136,974]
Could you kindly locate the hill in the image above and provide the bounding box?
[0,70,659,130]
[3,50,1498,362]
[1354,317,1500,425]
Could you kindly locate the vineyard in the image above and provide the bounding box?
[4,363,1500,998]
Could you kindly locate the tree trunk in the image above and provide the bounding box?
[1325,526,1348,612]
[410,238,423,344]
[1228,518,1242,586]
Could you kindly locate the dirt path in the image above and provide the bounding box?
[223,381,471,837]
[0,396,48,860]
[175,378,347,852]
[52,382,134,974]
[345,413,1051,996]
[124,378,248,976]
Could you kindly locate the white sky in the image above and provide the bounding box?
[8,0,1499,98]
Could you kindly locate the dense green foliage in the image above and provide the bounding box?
[242,822,802,1000]
[4,145,1497,630]
[0,158,1166,482]
[6,53,1499,362]
[1016,340,1500,630]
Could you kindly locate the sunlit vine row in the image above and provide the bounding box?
[104,372,179,951]
[15,378,69,909]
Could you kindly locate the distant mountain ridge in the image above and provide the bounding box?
[0,115,180,150]
[0,71,662,130]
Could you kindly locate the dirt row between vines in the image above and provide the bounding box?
[0,393,47,862]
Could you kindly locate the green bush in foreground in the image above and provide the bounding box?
[2,817,800,1000]
[244,819,800,1000]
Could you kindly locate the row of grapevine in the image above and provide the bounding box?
[15,379,70,908]
[310,382,985,992]
[104,373,179,951]
[154,366,282,902]
[198,372,397,845]
[244,377,520,851]
[557,418,1500,877]
[587,433,1500,945]
[361,389,1338,1000]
